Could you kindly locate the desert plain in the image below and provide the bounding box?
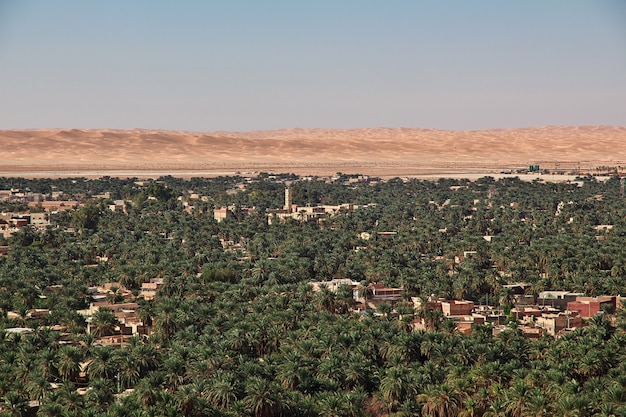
[1,125,626,178]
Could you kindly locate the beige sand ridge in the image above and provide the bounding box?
[1,126,625,177]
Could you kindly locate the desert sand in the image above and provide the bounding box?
[1,126,625,178]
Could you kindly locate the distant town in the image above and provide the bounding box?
[2,172,626,416]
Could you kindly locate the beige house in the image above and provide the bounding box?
[140,278,164,301]
[535,312,582,336]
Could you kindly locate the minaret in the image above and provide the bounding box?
[284,186,293,213]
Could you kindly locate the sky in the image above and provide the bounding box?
[0,1,625,131]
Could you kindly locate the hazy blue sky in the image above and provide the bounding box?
[1,1,625,131]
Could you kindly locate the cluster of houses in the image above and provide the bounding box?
[80,279,165,344]
[0,212,51,238]
[0,188,85,238]
[310,278,404,308]
[3,179,376,239]
[451,290,619,338]
[0,186,135,240]
[213,187,368,224]
[0,188,83,211]
[4,279,164,347]
[309,278,622,339]
[4,275,623,347]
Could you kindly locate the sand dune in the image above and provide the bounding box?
[1,126,625,177]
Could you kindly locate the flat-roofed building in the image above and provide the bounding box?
[441,300,475,317]
[536,312,582,336]
[538,291,584,311]
[567,296,616,318]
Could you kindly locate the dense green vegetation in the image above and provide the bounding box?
[2,174,626,416]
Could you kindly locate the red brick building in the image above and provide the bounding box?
[567,296,616,318]
[441,300,475,317]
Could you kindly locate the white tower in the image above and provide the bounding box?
[284,187,293,213]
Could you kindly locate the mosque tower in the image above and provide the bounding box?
[284,186,293,213]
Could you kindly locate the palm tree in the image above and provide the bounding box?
[505,380,531,417]
[136,301,154,328]
[37,399,64,417]
[175,384,200,417]
[377,303,392,319]
[85,378,115,412]
[116,353,140,389]
[343,355,371,390]
[314,286,337,313]
[276,355,303,391]
[37,347,58,381]
[86,346,117,380]
[58,382,84,414]
[423,309,444,331]
[57,346,81,382]
[356,283,373,312]
[482,398,507,417]
[589,313,613,339]
[203,371,239,409]
[577,350,604,379]
[344,388,367,417]
[105,289,124,304]
[2,391,29,417]
[595,403,623,417]
[418,383,462,417]
[163,356,187,391]
[379,366,412,410]
[498,287,515,311]
[458,397,480,417]
[552,394,589,417]
[605,384,626,407]
[25,373,50,401]
[90,307,118,337]
[317,391,347,417]
[153,298,179,342]
[79,333,97,355]
[131,343,159,377]
[243,377,282,417]
[316,352,344,388]
[133,372,163,408]
[251,260,270,285]
[336,283,356,313]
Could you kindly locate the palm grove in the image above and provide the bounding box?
[1,174,626,416]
